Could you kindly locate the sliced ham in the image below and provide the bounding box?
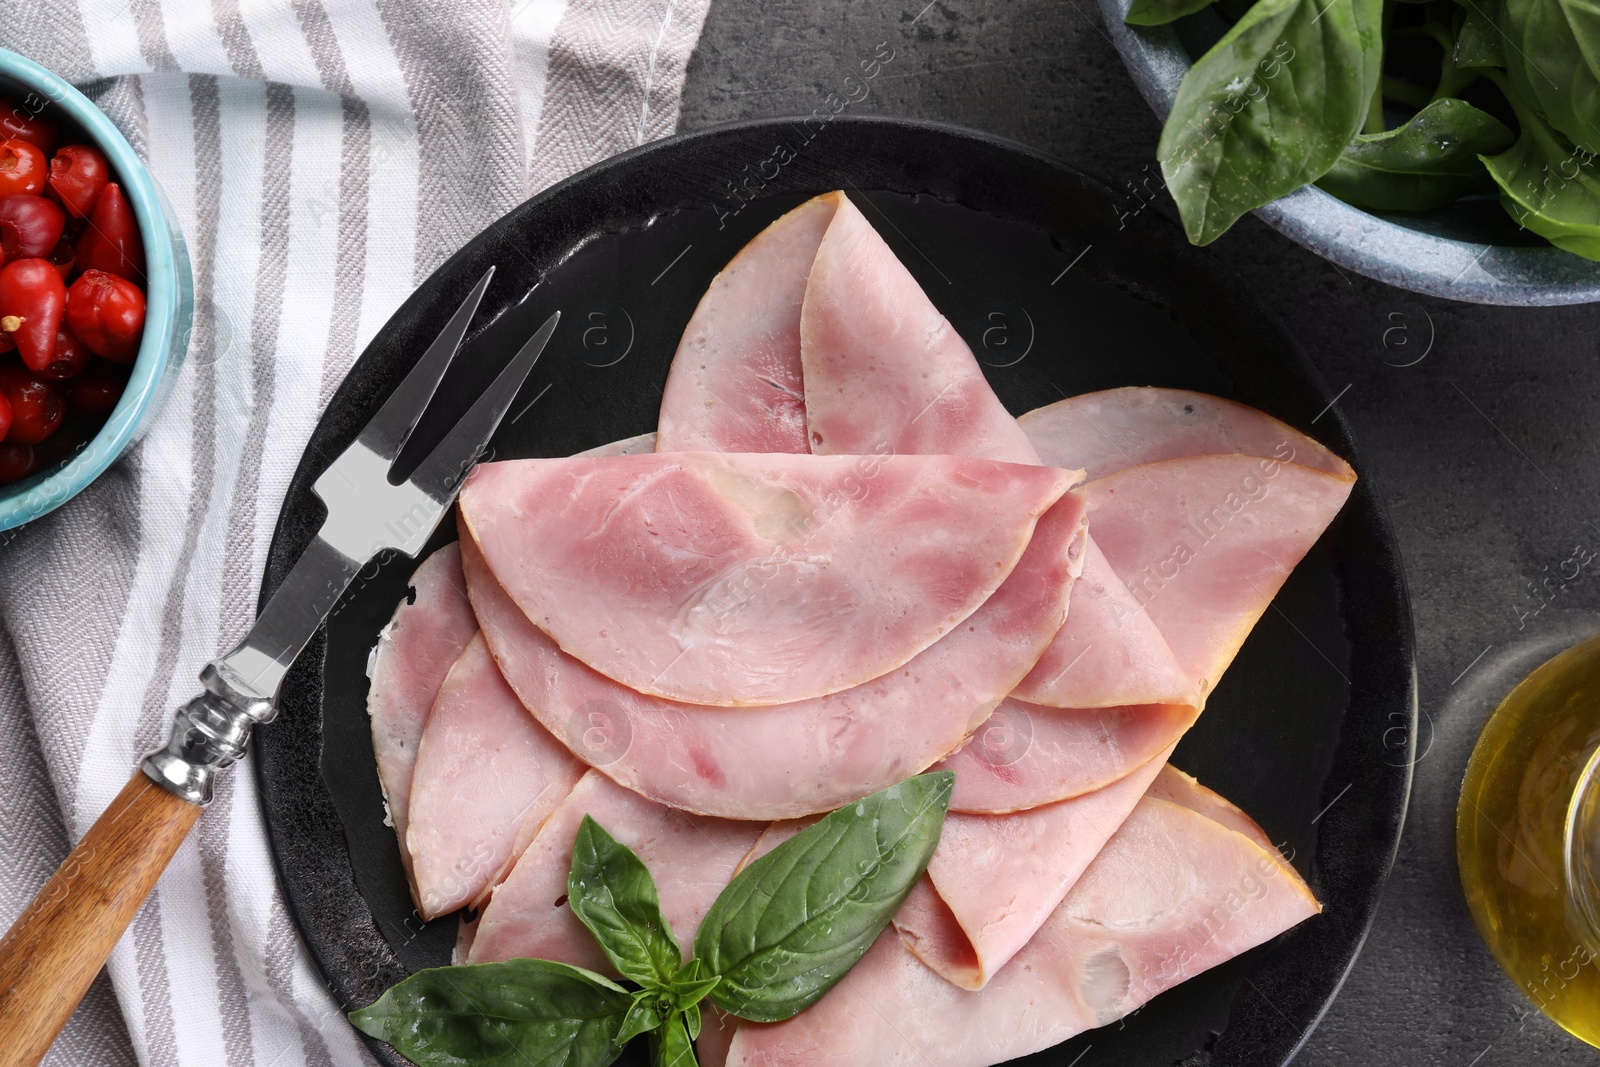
[458,452,1077,706]
[800,195,1035,462]
[796,199,1189,712]
[366,543,477,892]
[893,747,1172,989]
[467,771,765,971]
[578,431,657,457]
[461,495,1089,819]
[698,1010,740,1067]
[1148,764,1277,852]
[718,787,1319,1067]
[405,635,585,918]
[1013,536,1199,709]
[658,193,841,453]
[1019,386,1355,482]
[1078,454,1354,694]
[936,699,1197,813]
[453,913,479,966]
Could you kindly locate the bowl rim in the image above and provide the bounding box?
[1095,0,1600,307]
[0,47,188,532]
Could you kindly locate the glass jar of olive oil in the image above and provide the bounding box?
[1457,631,1600,1047]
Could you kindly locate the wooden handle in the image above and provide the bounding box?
[0,772,201,1067]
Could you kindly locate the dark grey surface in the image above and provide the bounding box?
[676,3,1600,1065]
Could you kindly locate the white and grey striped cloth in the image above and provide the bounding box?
[0,1,711,1063]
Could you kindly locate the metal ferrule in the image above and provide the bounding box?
[140,662,278,807]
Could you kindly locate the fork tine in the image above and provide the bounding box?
[359,265,496,462]
[407,310,561,503]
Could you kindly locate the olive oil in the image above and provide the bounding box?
[1458,632,1600,1048]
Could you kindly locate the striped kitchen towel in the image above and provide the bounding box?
[0,0,711,1063]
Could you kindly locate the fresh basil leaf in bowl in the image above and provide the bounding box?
[348,958,632,1067]
[1156,0,1384,245]
[693,770,954,1023]
[1453,6,1504,69]
[1126,0,1218,29]
[1501,0,1600,154]
[1483,103,1600,258]
[1318,98,1515,211]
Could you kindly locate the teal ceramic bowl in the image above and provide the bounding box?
[0,48,192,532]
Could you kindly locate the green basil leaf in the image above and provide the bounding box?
[1318,97,1514,210]
[683,1001,703,1042]
[1482,104,1600,258]
[667,973,721,1011]
[616,994,663,1046]
[1501,0,1600,152]
[1158,0,1383,243]
[349,958,631,1067]
[649,1013,698,1067]
[693,772,953,1023]
[569,815,683,988]
[1453,5,1504,68]
[1126,0,1217,28]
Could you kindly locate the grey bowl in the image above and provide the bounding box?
[1098,0,1600,305]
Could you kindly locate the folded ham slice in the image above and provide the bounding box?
[712,775,1320,1067]
[366,543,477,892]
[800,195,1034,462]
[892,747,1172,989]
[1012,535,1200,709]
[459,452,1076,706]
[467,770,765,971]
[405,635,585,918]
[460,495,1088,819]
[935,699,1198,813]
[1078,453,1355,694]
[1148,764,1278,851]
[796,195,1191,713]
[658,193,840,453]
[1020,386,1354,482]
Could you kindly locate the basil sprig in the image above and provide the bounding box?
[350,772,954,1067]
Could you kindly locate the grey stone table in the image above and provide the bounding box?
[677,2,1600,1065]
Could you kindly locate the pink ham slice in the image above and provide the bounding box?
[1020,386,1355,482]
[460,496,1089,819]
[658,193,841,453]
[578,431,656,457]
[935,699,1198,813]
[892,746,1173,989]
[405,635,585,918]
[800,194,1035,462]
[713,783,1319,1067]
[1079,453,1355,694]
[458,452,1076,706]
[1149,764,1278,851]
[366,543,477,893]
[467,770,765,971]
[796,196,1189,712]
[1013,536,1199,709]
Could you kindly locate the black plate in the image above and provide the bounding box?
[256,116,1416,1067]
